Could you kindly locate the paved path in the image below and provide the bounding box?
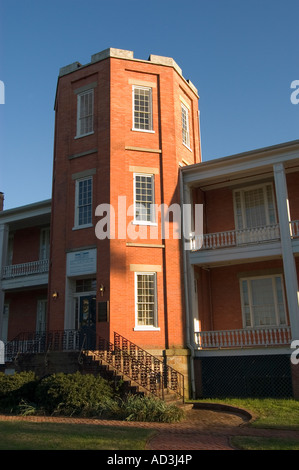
[0,406,299,450]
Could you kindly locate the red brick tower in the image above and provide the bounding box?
[48,48,201,371]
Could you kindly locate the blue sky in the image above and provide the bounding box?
[0,0,298,210]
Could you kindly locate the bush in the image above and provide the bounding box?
[0,371,38,411]
[118,394,184,423]
[35,372,114,416]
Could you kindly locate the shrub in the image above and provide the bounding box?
[119,394,184,423]
[35,372,114,416]
[0,371,38,410]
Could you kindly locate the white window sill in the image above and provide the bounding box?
[132,221,157,226]
[183,142,192,152]
[131,128,155,134]
[75,131,94,139]
[72,224,93,231]
[134,326,160,331]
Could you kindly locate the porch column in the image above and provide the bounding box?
[273,162,299,340]
[0,224,9,340]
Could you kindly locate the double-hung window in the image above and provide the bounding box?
[181,103,190,148]
[133,86,153,131]
[134,173,155,224]
[234,183,277,243]
[234,183,276,230]
[135,272,158,328]
[240,275,287,328]
[75,176,93,228]
[76,89,94,138]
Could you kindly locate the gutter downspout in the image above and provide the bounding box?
[179,169,196,399]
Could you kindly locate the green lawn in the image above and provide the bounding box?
[194,397,299,429]
[194,397,299,450]
[0,421,154,450]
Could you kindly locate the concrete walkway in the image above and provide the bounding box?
[0,405,298,450]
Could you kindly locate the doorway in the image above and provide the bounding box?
[79,295,96,349]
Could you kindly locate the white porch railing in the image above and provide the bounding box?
[195,326,292,349]
[190,223,280,251]
[290,220,299,238]
[2,259,49,279]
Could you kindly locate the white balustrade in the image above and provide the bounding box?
[195,326,292,349]
[191,224,280,251]
[2,259,49,279]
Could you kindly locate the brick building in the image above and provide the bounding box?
[0,49,298,399]
[182,140,299,398]
[0,49,201,395]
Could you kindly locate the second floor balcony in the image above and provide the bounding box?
[1,259,49,289]
[190,220,299,257]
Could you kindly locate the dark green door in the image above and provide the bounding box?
[79,295,96,349]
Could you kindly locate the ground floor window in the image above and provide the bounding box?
[1,304,9,342]
[135,272,158,329]
[240,274,287,327]
[36,299,47,333]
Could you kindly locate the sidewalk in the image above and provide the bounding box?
[0,405,298,451]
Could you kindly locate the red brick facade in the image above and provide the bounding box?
[48,49,201,350]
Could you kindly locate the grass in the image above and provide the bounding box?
[0,421,154,450]
[193,397,299,429]
[192,397,299,450]
[231,436,299,450]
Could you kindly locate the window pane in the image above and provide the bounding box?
[136,274,156,326]
[181,104,190,147]
[134,87,152,130]
[250,277,276,326]
[244,188,267,228]
[78,178,92,226]
[241,280,251,327]
[78,90,93,136]
[275,276,287,325]
[135,174,154,222]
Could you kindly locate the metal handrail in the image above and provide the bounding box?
[114,332,185,401]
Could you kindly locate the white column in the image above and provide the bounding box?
[0,224,9,340]
[274,163,299,340]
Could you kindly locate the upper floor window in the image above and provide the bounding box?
[181,103,190,148]
[39,228,50,260]
[234,183,276,230]
[76,89,94,138]
[132,86,153,131]
[133,173,155,224]
[75,176,93,228]
[240,274,287,328]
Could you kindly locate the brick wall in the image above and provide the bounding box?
[48,51,201,351]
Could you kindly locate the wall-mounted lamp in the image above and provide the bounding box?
[52,291,59,300]
[99,284,105,297]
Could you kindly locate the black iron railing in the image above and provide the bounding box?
[114,332,185,401]
[4,329,185,401]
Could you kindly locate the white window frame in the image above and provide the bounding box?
[39,227,50,260]
[240,274,288,328]
[76,89,94,138]
[74,176,93,229]
[134,272,159,331]
[233,183,277,230]
[132,85,154,133]
[133,173,156,225]
[181,102,191,149]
